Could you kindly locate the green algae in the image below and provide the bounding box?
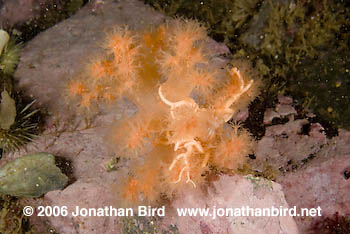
[0,153,68,198]
[144,0,261,43]
[0,90,16,130]
[0,90,39,152]
[0,38,22,76]
[292,49,350,129]
[105,156,121,172]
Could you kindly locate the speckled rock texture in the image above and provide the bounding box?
[165,175,299,234]
[254,95,350,233]
[0,0,48,27]
[255,95,328,173]
[279,129,350,233]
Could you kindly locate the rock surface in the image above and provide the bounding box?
[0,0,48,27]
[279,129,350,233]
[254,96,350,233]
[165,175,299,234]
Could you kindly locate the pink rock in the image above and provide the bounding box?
[264,119,308,136]
[309,123,325,139]
[43,180,121,234]
[254,118,327,175]
[264,108,280,124]
[279,136,350,233]
[164,175,299,234]
[263,96,296,124]
[257,117,350,233]
[275,104,297,117]
[278,95,293,105]
[232,108,249,122]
